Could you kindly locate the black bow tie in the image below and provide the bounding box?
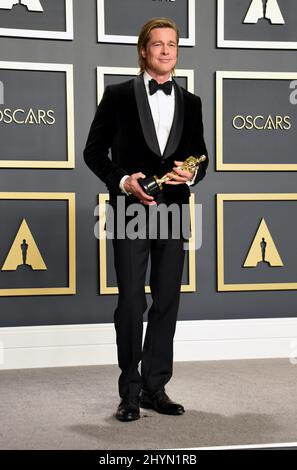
[148,79,173,96]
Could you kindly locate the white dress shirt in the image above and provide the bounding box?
[119,70,197,195]
[144,70,175,155]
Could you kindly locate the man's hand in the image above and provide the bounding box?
[165,161,195,185]
[124,173,157,205]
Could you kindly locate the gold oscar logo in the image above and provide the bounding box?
[232,115,291,130]
[0,108,55,125]
[243,218,283,267]
[0,0,43,11]
[1,218,47,271]
[0,80,55,125]
[244,0,285,25]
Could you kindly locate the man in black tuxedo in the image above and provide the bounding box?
[84,18,208,421]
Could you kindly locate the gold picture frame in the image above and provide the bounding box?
[217,0,297,50]
[97,0,196,46]
[0,192,76,296]
[98,193,197,294]
[216,71,297,171]
[217,193,297,291]
[0,61,75,168]
[0,0,73,40]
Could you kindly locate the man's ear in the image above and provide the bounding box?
[141,48,146,58]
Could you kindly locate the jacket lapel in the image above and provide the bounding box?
[162,78,184,160]
[133,75,161,157]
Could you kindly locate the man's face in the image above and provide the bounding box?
[141,27,178,79]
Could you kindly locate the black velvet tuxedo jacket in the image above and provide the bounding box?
[84,74,208,236]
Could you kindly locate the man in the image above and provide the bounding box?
[84,18,208,422]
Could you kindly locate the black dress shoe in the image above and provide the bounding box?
[139,390,185,415]
[115,398,140,422]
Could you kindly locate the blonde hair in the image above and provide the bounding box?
[137,18,179,75]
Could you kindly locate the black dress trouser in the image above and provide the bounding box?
[112,229,186,400]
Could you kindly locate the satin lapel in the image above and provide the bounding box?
[162,79,184,160]
[133,75,161,157]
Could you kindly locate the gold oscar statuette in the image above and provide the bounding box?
[138,155,207,196]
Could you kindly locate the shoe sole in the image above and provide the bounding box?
[139,401,185,415]
[116,414,140,422]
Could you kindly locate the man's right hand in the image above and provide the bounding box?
[124,173,157,206]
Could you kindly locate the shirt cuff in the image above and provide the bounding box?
[119,175,131,195]
[186,168,198,186]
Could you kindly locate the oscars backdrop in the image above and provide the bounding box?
[0,0,297,368]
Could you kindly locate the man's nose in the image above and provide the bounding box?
[161,45,170,55]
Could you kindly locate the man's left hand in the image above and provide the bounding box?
[165,160,194,185]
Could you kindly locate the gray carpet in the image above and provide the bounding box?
[0,359,296,450]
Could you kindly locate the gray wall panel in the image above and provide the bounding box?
[0,1,296,327]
